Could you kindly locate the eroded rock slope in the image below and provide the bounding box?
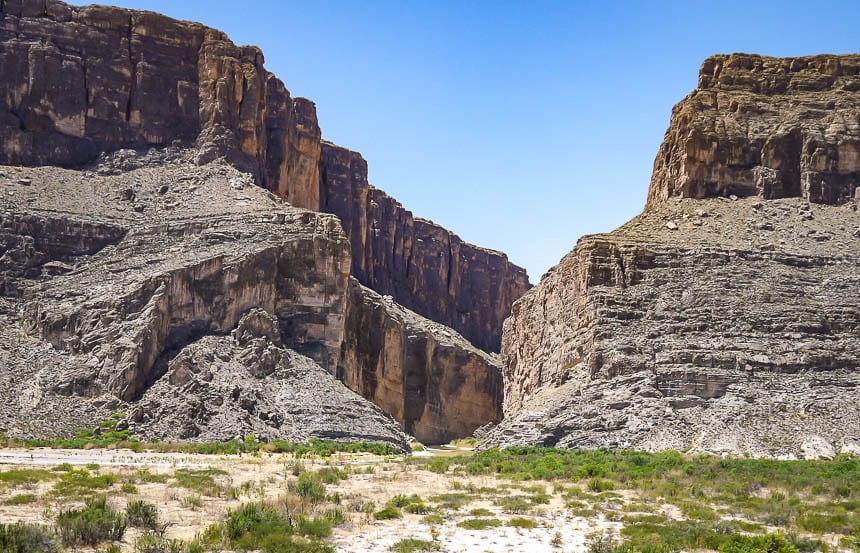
[485,54,860,458]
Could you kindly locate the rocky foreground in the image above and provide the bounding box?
[484,54,860,458]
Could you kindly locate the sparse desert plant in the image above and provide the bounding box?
[181,494,203,509]
[126,499,159,529]
[55,495,126,546]
[0,522,58,553]
[290,472,327,504]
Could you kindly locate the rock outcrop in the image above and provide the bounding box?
[486,54,860,458]
[339,278,503,444]
[0,0,321,208]
[649,53,860,206]
[0,150,406,449]
[319,142,530,352]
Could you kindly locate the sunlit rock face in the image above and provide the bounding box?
[485,54,860,458]
[648,53,860,207]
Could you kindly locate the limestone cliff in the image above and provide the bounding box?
[0,0,321,209]
[319,142,530,352]
[486,54,860,458]
[339,278,503,444]
[649,53,860,206]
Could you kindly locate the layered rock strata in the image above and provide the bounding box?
[339,278,503,444]
[319,142,530,352]
[0,151,407,448]
[486,54,860,458]
[649,53,860,206]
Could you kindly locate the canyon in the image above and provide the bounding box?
[0,1,857,460]
[0,0,528,445]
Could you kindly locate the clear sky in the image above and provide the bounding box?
[70,1,860,281]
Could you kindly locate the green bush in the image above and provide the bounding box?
[55,495,126,546]
[203,503,335,553]
[374,506,403,520]
[508,517,538,528]
[292,472,326,504]
[3,494,38,506]
[126,499,160,529]
[0,522,58,553]
[719,534,798,553]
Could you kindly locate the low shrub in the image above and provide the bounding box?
[55,495,126,546]
[0,522,58,553]
[126,499,159,529]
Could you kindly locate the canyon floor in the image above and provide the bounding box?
[0,444,857,553]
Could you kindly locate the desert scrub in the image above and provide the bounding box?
[374,505,403,520]
[389,538,441,552]
[202,502,334,553]
[126,499,160,529]
[316,467,348,484]
[493,496,531,514]
[0,522,58,553]
[457,517,502,530]
[55,495,126,546]
[133,532,203,553]
[0,468,55,486]
[3,493,38,505]
[52,468,117,496]
[121,482,139,494]
[173,468,226,497]
[290,472,327,504]
[508,517,539,529]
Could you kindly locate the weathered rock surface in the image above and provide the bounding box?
[486,54,860,458]
[0,1,528,442]
[649,53,860,206]
[0,0,321,208]
[0,151,406,448]
[339,278,503,444]
[320,142,530,352]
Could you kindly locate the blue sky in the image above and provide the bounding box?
[71,1,860,280]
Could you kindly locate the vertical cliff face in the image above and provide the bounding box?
[486,54,860,458]
[339,278,503,444]
[319,142,531,352]
[0,0,321,208]
[648,53,860,207]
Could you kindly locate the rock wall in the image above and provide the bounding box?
[0,154,408,447]
[648,53,860,207]
[488,53,860,458]
[319,142,531,352]
[0,0,321,208]
[339,278,503,444]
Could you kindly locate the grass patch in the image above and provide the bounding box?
[0,468,54,486]
[2,493,38,506]
[457,517,502,530]
[508,517,539,528]
[173,468,225,497]
[52,469,116,496]
[202,502,334,553]
[389,538,441,552]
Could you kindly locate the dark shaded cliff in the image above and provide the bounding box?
[319,142,531,352]
[0,0,321,208]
